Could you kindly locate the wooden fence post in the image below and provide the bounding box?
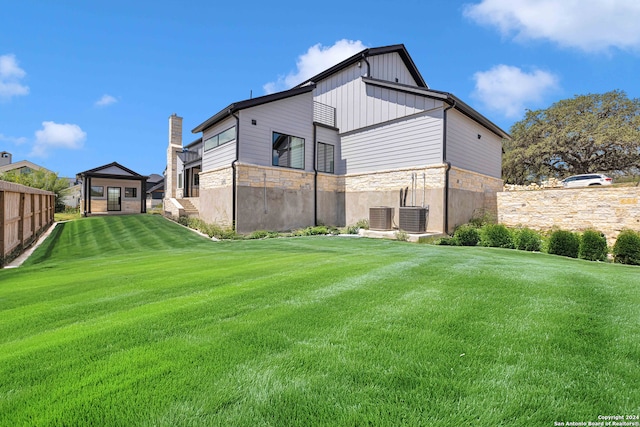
[18,193,25,250]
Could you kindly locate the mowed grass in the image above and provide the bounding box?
[0,215,638,426]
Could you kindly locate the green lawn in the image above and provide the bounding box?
[1,215,638,426]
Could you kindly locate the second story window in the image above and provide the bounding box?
[272,132,304,170]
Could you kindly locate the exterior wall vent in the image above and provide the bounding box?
[369,207,394,231]
[399,206,428,233]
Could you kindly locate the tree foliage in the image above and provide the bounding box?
[0,169,71,212]
[503,90,640,184]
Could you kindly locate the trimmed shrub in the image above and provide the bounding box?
[480,224,514,249]
[579,230,608,262]
[548,230,580,258]
[454,224,480,246]
[515,228,542,252]
[612,229,640,265]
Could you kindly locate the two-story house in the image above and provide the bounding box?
[164,44,509,234]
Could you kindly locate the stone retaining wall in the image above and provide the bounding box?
[498,186,640,245]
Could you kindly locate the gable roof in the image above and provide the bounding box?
[295,44,427,89]
[77,162,148,180]
[0,159,52,175]
[191,85,315,134]
[362,77,511,139]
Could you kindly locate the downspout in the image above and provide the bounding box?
[443,99,456,234]
[313,123,318,226]
[82,175,87,216]
[231,110,240,231]
[87,176,92,215]
[361,52,371,78]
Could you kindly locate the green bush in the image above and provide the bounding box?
[453,224,480,246]
[248,230,270,239]
[468,209,496,228]
[355,219,369,230]
[515,228,542,252]
[345,219,370,234]
[433,236,456,246]
[177,215,189,226]
[480,224,514,249]
[579,230,608,261]
[294,226,329,236]
[548,230,580,258]
[395,230,409,241]
[612,229,640,265]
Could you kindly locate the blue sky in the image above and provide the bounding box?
[1,0,639,178]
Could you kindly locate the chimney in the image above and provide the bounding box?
[0,151,12,167]
[166,114,183,199]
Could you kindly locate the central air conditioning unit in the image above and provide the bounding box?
[369,207,394,231]
[399,206,428,233]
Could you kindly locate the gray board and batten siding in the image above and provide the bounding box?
[312,52,430,133]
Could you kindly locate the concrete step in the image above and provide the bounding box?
[177,199,199,216]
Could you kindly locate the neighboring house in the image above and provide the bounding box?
[164,44,509,234]
[146,173,165,209]
[77,162,148,215]
[61,179,82,209]
[0,153,49,175]
[0,151,81,209]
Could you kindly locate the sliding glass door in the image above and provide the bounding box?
[107,187,121,211]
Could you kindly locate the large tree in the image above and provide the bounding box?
[503,90,640,184]
[0,169,71,212]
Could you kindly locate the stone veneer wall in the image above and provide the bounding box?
[344,165,446,231]
[448,167,504,230]
[235,163,315,232]
[498,186,640,245]
[197,166,234,227]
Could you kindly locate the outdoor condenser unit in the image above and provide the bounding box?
[399,206,428,233]
[369,207,394,231]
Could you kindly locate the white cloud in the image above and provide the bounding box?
[0,54,29,100]
[95,94,117,107]
[464,0,640,52]
[31,121,86,157]
[472,65,559,118]
[263,39,368,94]
[0,133,28,145]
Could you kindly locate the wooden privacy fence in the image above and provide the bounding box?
[0,180,55,267]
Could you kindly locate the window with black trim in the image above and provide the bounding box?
[317,142,334,173]
[204,126,236,151]
[272,132,304,169]
[125,187,137,198]
[90,186,104,197]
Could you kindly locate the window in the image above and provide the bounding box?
[90,186,104,197]
[125,187,137,198]
[317,142,334,173]
[204,126,236,151]
[178,173,183,189]
[272,132,304,169]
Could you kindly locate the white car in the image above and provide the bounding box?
[561,174,613,188]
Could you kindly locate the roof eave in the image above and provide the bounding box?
[192,85,316,134]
